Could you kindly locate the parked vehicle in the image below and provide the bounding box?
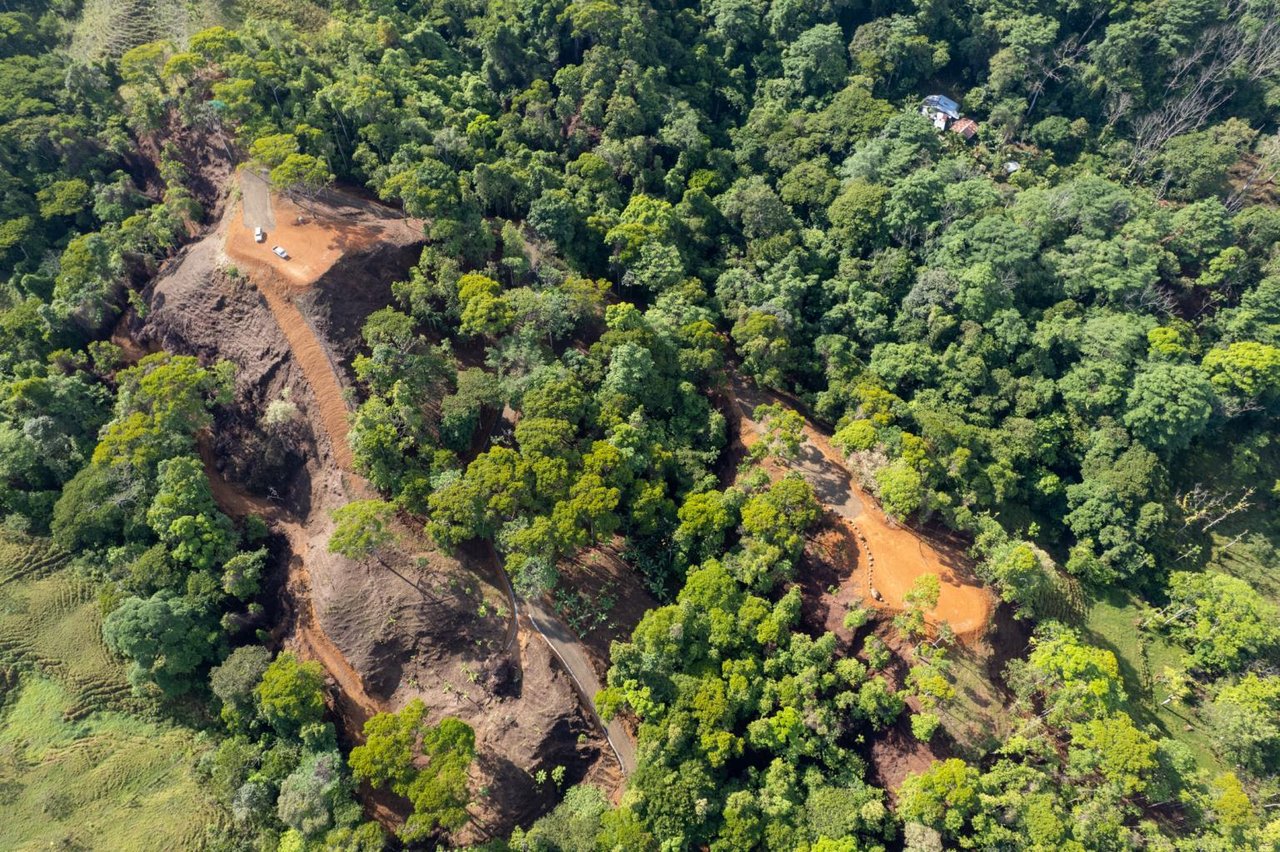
[254,226,265,242]
[272,245,289,259]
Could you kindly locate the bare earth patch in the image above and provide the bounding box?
[730,372,995,643]
[554,539,658,683]
[136,176,616,837]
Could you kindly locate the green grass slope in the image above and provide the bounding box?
[0,534,134,717]
[0,676,222,851]
[0,534,224,849]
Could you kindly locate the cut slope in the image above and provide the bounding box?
[143,179,618,833]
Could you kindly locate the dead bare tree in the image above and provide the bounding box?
[1226,130,1280,212]
[1216,530,1250,555]
[1175,484,1254,534]
[1124,283,1180,317]
[1219,394,1266,418]
[1125,1,1280,175]
[1026,10,1107,117]
[1104,90,1134,135]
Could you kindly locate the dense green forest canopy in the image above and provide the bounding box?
[1,0,1279,848]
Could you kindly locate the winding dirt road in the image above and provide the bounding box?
[198,437,383,731]
[228,178,355,470]
[731,373,994,640]
[524,592,638,775]
[227,177,638,776]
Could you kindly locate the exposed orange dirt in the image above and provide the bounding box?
[227,172,394,292]
[225,181,384,468]
[730,373,995,643]
[146,182,617,836]
[849,514,990,641]
[198,434,384,732]
[223,172,423,473]
[798,518,866,644]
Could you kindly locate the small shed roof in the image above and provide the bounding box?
[951,118,979,140]
[922,94,960,120]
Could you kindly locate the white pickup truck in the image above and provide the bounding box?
[254,226,264,243]
[272,246,289,259]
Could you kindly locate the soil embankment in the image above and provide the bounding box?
[198,435,382,731]
[224,172,424,471]
[523,594,638,776]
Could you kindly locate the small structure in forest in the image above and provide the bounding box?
[950,118,979,142]
[921,94,979,142]
[921,94,961,130]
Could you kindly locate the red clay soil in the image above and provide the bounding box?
[228,171,399,292]
[798,518,866,644]
[731,373,995,643]
[867,712,950,799]
[224,172,422,473]
[850,514,991,641]
[146,185,617,836]
[109,312,161,366]
[225,206,357,470]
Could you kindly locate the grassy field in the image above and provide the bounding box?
[0,535,135,717]
[0,676,222,851]
[1082,588,1221,771]
[935,640,1016,757]
[0,533,224,849]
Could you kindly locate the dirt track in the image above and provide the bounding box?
[139,178,618,832]
[198,436,383,730]
[731,373,994,640]
[228,174,637,783]
[225,202,356,471]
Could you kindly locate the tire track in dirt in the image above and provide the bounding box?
[243,264,355,471]
[228,182,635,783]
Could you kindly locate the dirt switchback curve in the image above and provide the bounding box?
[198,437,383,731]
[731,372,994,641]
